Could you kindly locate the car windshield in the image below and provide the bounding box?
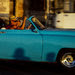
[32,17,45,30]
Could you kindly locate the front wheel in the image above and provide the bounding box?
[57,51,75,70]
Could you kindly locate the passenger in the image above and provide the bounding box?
[6,16,27,30]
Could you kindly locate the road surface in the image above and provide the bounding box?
[0,61,74,75]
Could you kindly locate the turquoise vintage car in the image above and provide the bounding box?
[0,16,75,69]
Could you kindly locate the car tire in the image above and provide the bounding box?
[57,50,75,70]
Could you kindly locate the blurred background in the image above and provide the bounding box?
[0,0,75,27]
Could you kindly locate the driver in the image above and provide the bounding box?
[32,17,45,29]
[25,17,45,30]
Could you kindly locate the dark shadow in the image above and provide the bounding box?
[13,0,16,15]
[23,0,30,17]
[13,48,30,61]
[0,18,7,29]
[46,52,55,62]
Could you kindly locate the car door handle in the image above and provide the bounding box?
[0,31,6,33]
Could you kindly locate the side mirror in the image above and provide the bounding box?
[32,29,38,33]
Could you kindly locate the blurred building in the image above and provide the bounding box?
[0,0,9,24]
[54,0,75,13]
[45,0,75,27]
[10,0,45,17]
[0,0,75,25]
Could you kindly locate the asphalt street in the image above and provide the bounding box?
[0,61,74,75]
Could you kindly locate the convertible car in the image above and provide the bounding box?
[0,16,75,69]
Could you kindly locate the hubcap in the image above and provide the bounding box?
[61,53,75,68]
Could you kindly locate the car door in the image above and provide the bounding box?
[0,29,42,61]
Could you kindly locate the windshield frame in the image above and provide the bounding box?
[28,16,45,30]
[28,16,39,30]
